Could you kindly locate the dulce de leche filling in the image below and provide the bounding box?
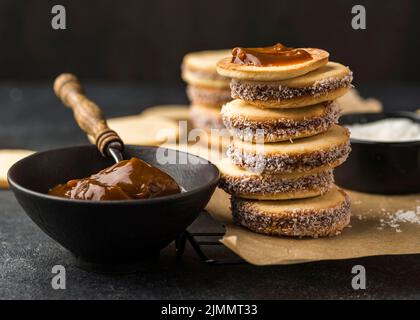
[49,157,181,201]
[231,43,313,67]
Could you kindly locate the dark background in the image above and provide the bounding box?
[1,0,420,84]
[1,1,420,300]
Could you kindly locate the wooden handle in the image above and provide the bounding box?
[54,73,123,156]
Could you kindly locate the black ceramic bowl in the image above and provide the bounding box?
[8,145,219,271]
[335,112,420,194]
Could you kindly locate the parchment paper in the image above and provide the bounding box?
[206,188,420,265]
[337,88,382,114]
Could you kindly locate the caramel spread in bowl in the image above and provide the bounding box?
[49,157,181,201]
[231,43,313,67]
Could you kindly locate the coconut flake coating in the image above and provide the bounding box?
[227,142,351,173]
[230,73,353,102]
[231,193,351,237]
[222,101,341,142]
[187,85,232,105]
[219,169,334,197]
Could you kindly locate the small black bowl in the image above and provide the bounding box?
[335,111,420,194]
[8,145,219,272]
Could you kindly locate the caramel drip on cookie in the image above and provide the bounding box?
[231,43,313,67]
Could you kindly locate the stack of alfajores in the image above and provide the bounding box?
[216,44,353,238]
[181,50,232,131]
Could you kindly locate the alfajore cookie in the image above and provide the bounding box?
[190,103,225,130]
[217,46,329,81]
[231,186,351,238]
[0,149,34,188]
[186,85,232,106]
[229,62,353,108]
[218,158,334,200]
[228,124,350,173]
[222,99,340,142]
[182,49,231,89]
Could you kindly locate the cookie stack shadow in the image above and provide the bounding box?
[216,45,353,238]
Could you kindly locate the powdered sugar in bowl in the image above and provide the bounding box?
[335,111,420,194]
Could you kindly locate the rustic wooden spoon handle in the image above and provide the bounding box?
[53,73,124,156]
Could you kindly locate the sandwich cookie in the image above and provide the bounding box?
[186,85,232,105]
[229,62,353,108]
[227,125,350,173]
[182,49,231,89]
[222,99,340,142]
[218,158,334,200]
[217,44,329,81]
[231,186,351,238]
[190,103,225,130]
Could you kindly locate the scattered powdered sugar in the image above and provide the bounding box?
[347,118,420,142]
[378,206,420,232]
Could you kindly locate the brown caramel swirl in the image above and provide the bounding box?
[49,157,181,201]
[231,43,313,67]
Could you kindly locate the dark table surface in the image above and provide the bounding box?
[1,82,420,300]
